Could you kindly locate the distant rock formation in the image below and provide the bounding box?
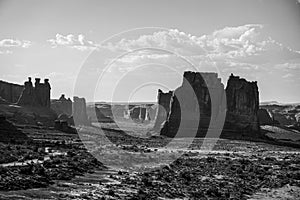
[54,114,76,134]
[153,90,173,131]
[259,104,299,127]
[147,104,157,121]
[17,77,51,107]
[0,80,24,103]
[57,113,75,126]
[140,107,147,121]
[157,71,259,138]
[86,105,114,123]
[51,94,72,116]
[272,112,296,126]
[224,73,259,134]
[95,107,114,122]
[123,105,152,122]
[258,109,273,125]
[130,106,141,120]
[73,96,90,125]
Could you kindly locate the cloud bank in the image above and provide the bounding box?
[47,34,98,51]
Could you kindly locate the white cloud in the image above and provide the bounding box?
[282,73,294,78]
[106,25,265,57]
[104,24,300,67]
[47,34,98,51]
[0,39,32,48]
[0,50,13,54]
[106,24,300,64]
[275,62,300,70]
[83,24,300,78]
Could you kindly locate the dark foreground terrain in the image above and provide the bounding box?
[0,123,300,200]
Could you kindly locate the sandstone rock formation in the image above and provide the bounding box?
[271,112,296,126]
[111,104,127,119]
[258,108,273,125]
[86,104,114,123]
[147,105,157,121]
[51,94,72,116]
[17,77,51,107]
[224,74,259,134]
[158,71,259,138]
[95,106,114,122]
[73,96,90,125]
[57,113,75,126]
[140,107,147,121]
[0,80,24,103]
[54,114,77,134]
[97,104,113,118]
[153,90,173,131]
[128,104,154,122]
[130,106,141,120]
[160,72,225,137]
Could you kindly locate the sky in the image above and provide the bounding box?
[0,0,300,103]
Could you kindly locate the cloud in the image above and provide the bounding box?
[105,24,300,65]
[105,24,268,57]
[275,62,300,70]
[47,34,98,51]
[0,50,13,54]
[207,24,265,55]
[0,39,31,48]
[282,73,294,78]
[105,29,207,56]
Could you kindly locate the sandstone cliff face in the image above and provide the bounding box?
[0,80,24,103]
[160,71,225,137]
[224,74,259,133]
[158,71,259,138]
[258,108,273,125]
[73,96,90,125]
[153,89,173,131]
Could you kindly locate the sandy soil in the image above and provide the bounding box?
[0,122,300,199]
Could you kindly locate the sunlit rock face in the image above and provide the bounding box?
[224,74,260,134]
[158,71,260,138]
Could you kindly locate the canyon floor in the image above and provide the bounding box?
[0,122,300,200]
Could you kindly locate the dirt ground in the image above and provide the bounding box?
[0,122,300,199]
